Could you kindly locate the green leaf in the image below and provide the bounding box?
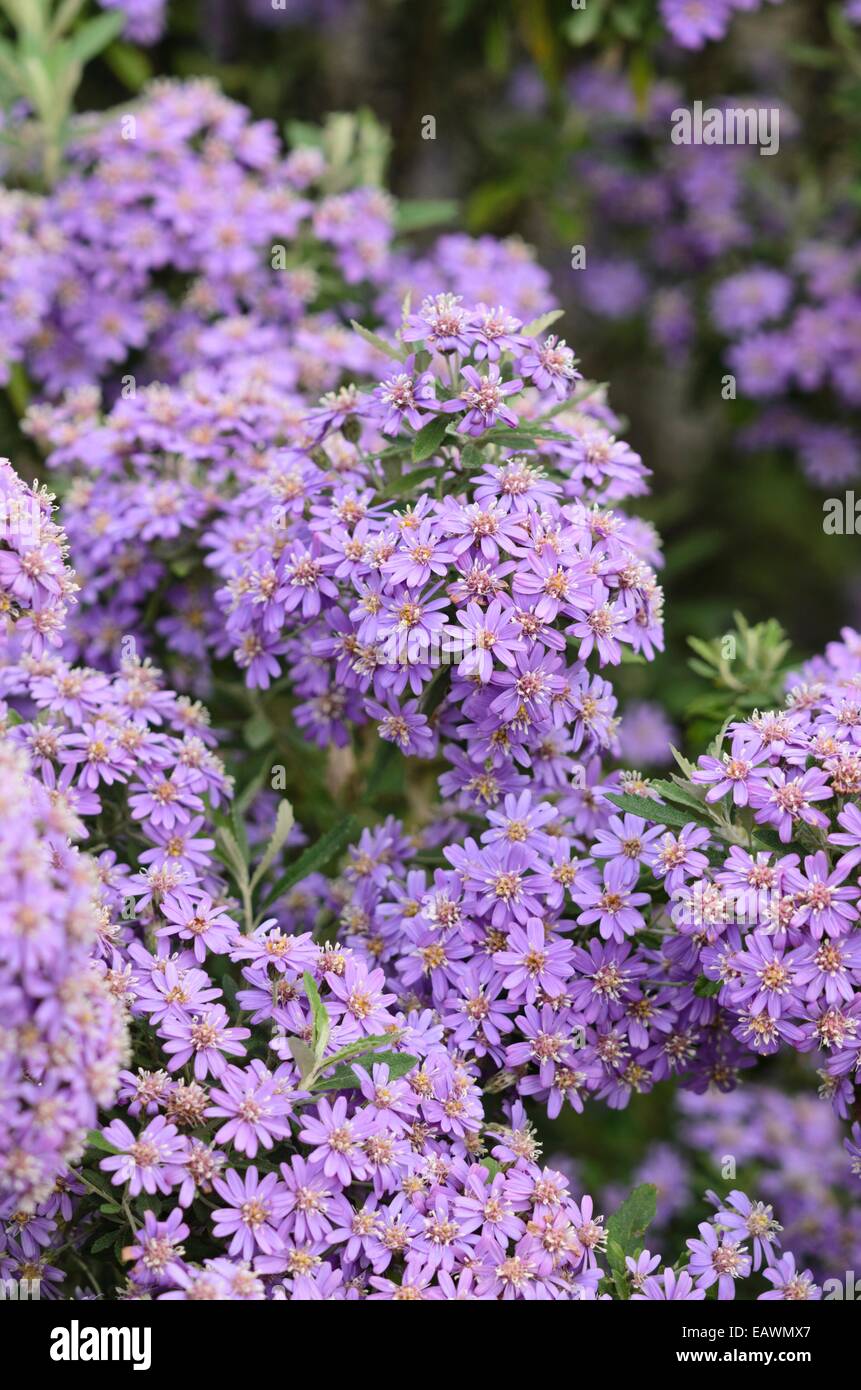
[350,319,405,362]
[242,710,273,749]
[565,0,607,45]
[411,415,449,463]
[521,308,565,338]
[234,757,270,819]
[607,1182,657,1252]
[287,1036,317,1082]
[605,1183,657,1297]
[259,815,358,910]
[384,461,442,497]
[85,1128,120,1155]
[604,792,692,828]
[395,199,458,233]
[90,1230,121,1254]
[650,779,710,816]
[303,971,331,1062]
[320,1032,400,1068]
[286,119,325,150]
[311,1051,419,1092]
[669,745,697,778]
[694,974,722,998]
[67,11,126,65]
[249,798,295,893]
[216,824,250,890]
[103,39,152,91]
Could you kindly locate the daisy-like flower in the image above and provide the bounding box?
[648,823,711,893]
[373,357,438,435]
[758,1253,821,1301]
[631,1267,706,1300]
[493,917,574,1003]
[625,1248,661,1290]
[729,933,807,1020]
[205,1063,294,1157]
[519,334,580,399]
[572,859,650,942]
[278,1155,340,1244]
[298,1096,378,1186]
[686,1220,751,1299]
[211,1166,288,1261]
[441,363,522,435]
[692,733,771,805]
[159,890,239,962]
[784,851,860,939]
[159,1004,251,1079]
[125,1208,189,1288]
[402,293,473,354]
[711,1190,782,1270]
[590,812,665,869]
[748,767,832,844]
[324,959,397,1034]
[99,1116,188,1197]
[446,598,524,683]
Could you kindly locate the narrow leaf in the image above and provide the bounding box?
[312,1051,419,1092]
[259,815,358,910]
[250,799,295,893]
[350,319,405,362]
[303,971,331,1061]
[521,308,564,337]
[287,1036,317,1082]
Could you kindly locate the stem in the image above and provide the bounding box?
[48,0,85,40]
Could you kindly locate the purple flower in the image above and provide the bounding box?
[160,1004,251,1079]
[692,734,771,806]
[758,1253,821,1300]
[211,1166,288,1260]
[686,1219,751,1299]
[447,598,524,683]
[493,917,573,1002]
[441,363,522,435]
[631,1267,706,1300]
[572,859,650,942]
[373,357,438,434]
[206,1063,294,1157]
[99,1116,188,1197]
[298,1096,378,1185]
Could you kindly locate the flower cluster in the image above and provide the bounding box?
[569,64,860,489]
[0,80,394,396]
[605,625,861,1121]
[676,1085,861,1279]
[0,461,231,1206]
[0,739,128,1212]
[24,294,663,802]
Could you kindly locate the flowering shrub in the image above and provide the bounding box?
[0,442,855,1297]
[0,10,858,1303]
